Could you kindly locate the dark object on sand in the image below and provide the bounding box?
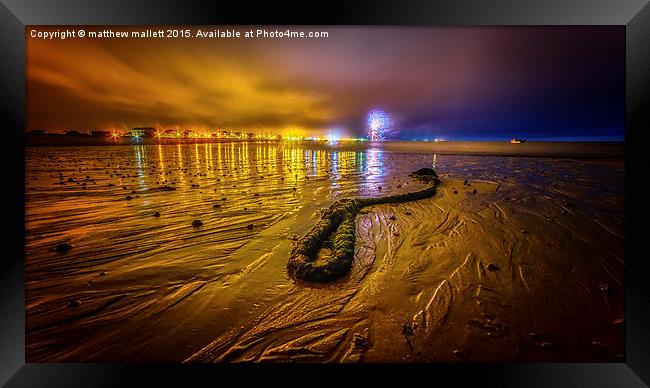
[287,168,441,282]
[55,243,72,253]
[192,220,203,227]
[486,263,499,271]
[67,300,81,308]
[473,189,477,194]
[246,224,254,230]
[153,212,160,217]
[453,190,458,194]
[213,204,221,209]
[125,195,133,200]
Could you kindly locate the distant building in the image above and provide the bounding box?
[131,127,156,138]
[247,133,254,139]
[510,138,526,144]
[90,130,111,137]
[65,130,82,136]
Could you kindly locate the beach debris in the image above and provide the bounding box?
[596,283,613,294]
[402,323,415,350]
[153,212,160,217]
[192,220,203,227]
[67,300,81,308]
[353,333,367,350]
[486,263,499,272]
[539,341,556,351]
[55,243,72,253]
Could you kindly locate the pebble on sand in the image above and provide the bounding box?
[246,224,254,230]
[192,220,203,227]
[125,195,133,200]
[67,300,81,308]
[55,243,72,253]
[212,204,221,209]
[539,341,556,351]
[153,212,160,217]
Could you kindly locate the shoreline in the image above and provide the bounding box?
[25,137,624,159]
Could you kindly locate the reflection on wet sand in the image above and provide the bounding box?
[26,143,624,362]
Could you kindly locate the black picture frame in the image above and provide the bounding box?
[2,0,649,386]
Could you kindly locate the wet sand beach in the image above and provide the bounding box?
[25,141,624,362]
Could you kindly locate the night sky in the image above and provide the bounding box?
[26,26,625,141]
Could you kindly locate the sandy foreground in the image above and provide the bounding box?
[25,143,624,362]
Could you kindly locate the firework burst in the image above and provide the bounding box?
[366,109,389,141]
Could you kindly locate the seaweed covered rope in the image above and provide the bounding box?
[287,168,440,282]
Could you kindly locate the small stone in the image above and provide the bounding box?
[389,215,396,221]
[55,243,72,253]
[192,220,203,227]
[539,341,555,351]
[486,263,499,271]
[212,204,221,209]
[597,283,611,293]
[404,211,412,216]
[521,230,529,234]
[222,197,227,201]
[125,195,133,200]
[453,190,458,194]
[67,300,81,308]
[246,224,254,230]
[153,212,160,217]
[472,189,477,194]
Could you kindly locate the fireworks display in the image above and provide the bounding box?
[366,109,389,141]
